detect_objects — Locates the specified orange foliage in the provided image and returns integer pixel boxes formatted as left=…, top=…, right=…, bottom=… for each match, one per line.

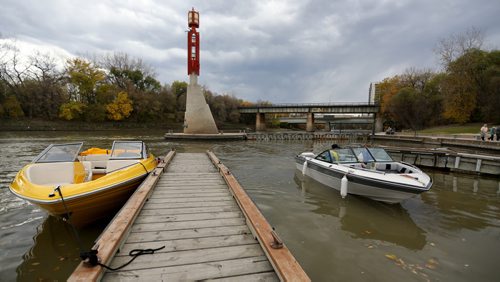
left=378, top=76, right=402, bottom=116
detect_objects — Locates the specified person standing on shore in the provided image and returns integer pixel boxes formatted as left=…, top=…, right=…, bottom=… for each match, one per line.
left=496, top=126, right=500, bottom=141
left=480, top=124, right=488, bottom=141
left=489, top=127, right=496, bottom=141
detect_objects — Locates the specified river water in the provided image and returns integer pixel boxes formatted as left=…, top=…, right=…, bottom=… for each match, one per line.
left=0, top=131, right=499, bottom=281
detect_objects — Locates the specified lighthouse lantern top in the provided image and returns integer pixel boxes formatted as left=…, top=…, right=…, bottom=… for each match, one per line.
left=188, top=8, right=199, bottom=28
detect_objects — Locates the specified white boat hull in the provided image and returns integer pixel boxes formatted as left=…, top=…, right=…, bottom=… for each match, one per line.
left=295, top=157, right=431, bottom=204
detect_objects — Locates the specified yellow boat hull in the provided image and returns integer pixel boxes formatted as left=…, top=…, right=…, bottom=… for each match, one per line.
left=10, top=154, right=157, bottom=227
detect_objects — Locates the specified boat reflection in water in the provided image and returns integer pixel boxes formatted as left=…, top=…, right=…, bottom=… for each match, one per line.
left=294, top=171, right=427, bottom=250
left=15, top=216, right=107, bottom=281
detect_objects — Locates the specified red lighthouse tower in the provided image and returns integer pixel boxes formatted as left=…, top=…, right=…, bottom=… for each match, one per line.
left=187, top=8, right=200, bottom=75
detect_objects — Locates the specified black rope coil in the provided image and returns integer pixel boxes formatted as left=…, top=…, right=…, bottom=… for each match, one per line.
left=82, top=246, right=165, bottom=271
left=52, top=186, right=164, bottom=272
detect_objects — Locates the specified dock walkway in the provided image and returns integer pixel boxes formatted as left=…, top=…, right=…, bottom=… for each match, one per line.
left=70, top=151, right=308, bottom=281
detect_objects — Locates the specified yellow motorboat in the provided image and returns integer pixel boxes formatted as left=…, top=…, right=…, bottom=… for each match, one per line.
left=9, top=141, right=157, bottom=226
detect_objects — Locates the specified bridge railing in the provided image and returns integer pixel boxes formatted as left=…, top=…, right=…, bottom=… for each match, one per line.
left=238, top=102, right=379, bottom=109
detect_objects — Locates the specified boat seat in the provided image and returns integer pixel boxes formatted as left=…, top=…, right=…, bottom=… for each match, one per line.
left=82, top=161, right=93, bottom=182
left=80, top=154, right=110, bottom=174
left=376, top=163, right=394, bottom=171
left=26, top=162, right=75, bottom=186
left=106, top=160, right=140, bottom=173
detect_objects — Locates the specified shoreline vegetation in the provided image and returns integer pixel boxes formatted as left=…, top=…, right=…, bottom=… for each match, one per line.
left=0, top=119, right=490, bottom=137
left=0, top=119, right=248, bottom=132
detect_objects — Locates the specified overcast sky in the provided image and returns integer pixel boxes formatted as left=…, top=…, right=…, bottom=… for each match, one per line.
left=1, top=0, right=499, bottom=103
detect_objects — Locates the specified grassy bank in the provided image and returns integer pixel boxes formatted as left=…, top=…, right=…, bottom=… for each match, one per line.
left=417, top=123, right=486, bottom=135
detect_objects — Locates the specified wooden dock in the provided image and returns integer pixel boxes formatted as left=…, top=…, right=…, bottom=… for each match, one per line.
left=70, top=151, right=309, bottom=281
left=385, top=147, right=500, bottom=176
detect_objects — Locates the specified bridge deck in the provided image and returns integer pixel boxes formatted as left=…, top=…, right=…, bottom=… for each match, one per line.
left=70, top=151, right=309, bottom=281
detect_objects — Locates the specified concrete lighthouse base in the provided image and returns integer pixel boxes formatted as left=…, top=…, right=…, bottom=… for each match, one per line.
left=164, top=75, right=246, bottom=140
left=183, top=75, right=218, bottom=134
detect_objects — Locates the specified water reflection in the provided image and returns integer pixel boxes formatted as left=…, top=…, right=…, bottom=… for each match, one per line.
left=421, top=172, right=500, bottom=232
left=16, top=216, right=106, bottom=281
left=293, top=171, right=427, bottom=250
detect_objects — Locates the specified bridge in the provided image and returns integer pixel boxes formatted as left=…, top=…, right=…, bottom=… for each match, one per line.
left=238, top=103, right=381, bottom=133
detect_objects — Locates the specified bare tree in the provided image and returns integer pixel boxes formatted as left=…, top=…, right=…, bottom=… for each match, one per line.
left=0, top=41, right=32, bottom=88
left=400, top=67, right=434, bottom=93
left=435, top=27, right=484, bottom=67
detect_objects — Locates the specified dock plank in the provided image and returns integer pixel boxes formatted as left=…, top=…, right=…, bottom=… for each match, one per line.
left=147, top=196, right=233, bottom=204
left=116, top=234, right=257, bottom=256
left=103, top=256, right=276, bottom=281
left=143, top=200, right=235, bottom=210
left=152, top=191, right=230, bottom=197
left=131, top=218, right=246, bottom=232
left=138, top=205, right=239, bottom=216
left=208, top=272, right=279, bottom=282
left=126, top=225, right=251, bottom=243
left=108, top=244, right=264, bottom=270
left=133, top=211, right=242, bottom=224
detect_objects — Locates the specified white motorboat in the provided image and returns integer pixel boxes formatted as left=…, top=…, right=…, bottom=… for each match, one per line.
left=295, top=145, right=432, bottom=204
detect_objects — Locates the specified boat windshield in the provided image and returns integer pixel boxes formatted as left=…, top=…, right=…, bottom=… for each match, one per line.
left=352, top=147, right=375, bottom=163
left=33, top=143, right=83, bottom=163
left=316, top=149, right=358, bottom=163
left=367, top=148, right=393, bottom=162
left=110, top=141, right=146, bottom=159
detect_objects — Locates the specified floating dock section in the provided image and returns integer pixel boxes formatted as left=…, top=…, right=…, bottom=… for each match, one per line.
left=70, top=150, right=309, bottom=281
left=385, top=147, right=500, bottom=176
left=247, top=131, right=368, bottom=142
left=372, top=135, right=500, bottom=154
left=164, top=132, right=246, bottom=140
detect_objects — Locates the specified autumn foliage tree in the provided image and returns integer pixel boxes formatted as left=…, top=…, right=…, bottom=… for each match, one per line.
left=376, top=28, right=499, bottom=130
left=106, top=91, right=133, bottom=121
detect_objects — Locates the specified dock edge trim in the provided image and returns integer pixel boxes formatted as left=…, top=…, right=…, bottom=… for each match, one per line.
left=68, top=150, right=176, bottom=282
left=207, top=150, right=310, bottom=282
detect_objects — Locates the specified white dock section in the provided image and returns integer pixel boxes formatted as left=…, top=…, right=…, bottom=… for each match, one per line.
left=102, top=153, right=279, bottom=281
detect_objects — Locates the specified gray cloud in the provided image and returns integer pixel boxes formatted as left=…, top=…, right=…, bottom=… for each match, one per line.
left=1, top=0, right=499, bottom=103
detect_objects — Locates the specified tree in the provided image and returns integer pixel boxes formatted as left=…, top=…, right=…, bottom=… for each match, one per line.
left=379, top=69, right=443, bottom=130
left=441, top=49, right=492, bottom=123
left=3, top=94, right=24, bottom=118
left=171, top=81, right=187, bottom=121
left=387, top=87, right=430, bottom=134
left=26, top=52, right=66, bottom=119
left=376, top=76, right=401, bottom=123
left=66, top=58, right=105, bottom=104
left=106, top=91, right=133, bottom=121
left=435, top=27, right=484, bottom=68
left=481, top=50, right=500, bottom=123
left=59, top=101, right=86, bottom=121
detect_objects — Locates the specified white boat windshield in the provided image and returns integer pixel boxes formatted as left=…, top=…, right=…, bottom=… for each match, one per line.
left=316, top=149, right=358, bottom=163
left=110, top=141, right=146, bottom=159
left=352, top=148, right=375, bottom=163
left=367, top=148, right=393, bottom=162
left=33, top=143, right=83, bottom=163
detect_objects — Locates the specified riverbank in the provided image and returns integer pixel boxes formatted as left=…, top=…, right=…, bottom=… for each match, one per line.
left=0, top=119, right=249, bottom=131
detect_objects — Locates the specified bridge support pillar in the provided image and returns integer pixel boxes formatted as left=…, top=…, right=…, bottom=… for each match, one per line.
left=324, top=122, right=331, bottom=131
left=256, top=113, right=266, bottom=131
left=306, top=113, right=315, bottom=132
left=373, top=114, right=383, bottom=134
